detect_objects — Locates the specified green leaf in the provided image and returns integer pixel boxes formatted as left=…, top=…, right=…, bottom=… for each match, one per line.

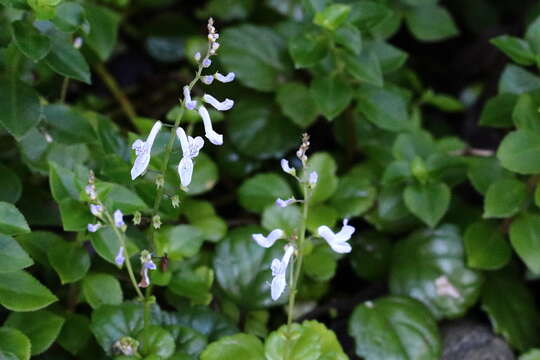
left=0, top=270, right=57, bottom=311
left=213, top=226, right=285, bottom=309
left=0, top=234, right=33, bottom=273
left=403, top=182, right=450, bottom=228
left=5, top=310, right=65, bottom=355
left=526, top=15, right=540, bottom=53
left=0, top=327, right=31, bottom=360
left=97, top=182, right=147, bottom=214
left=11, top=20, right=50, bottom=61
left=52, top=2, right=88, bottom=33
left=349, top=1, right=392, bottom=31
left=350, top=232, right=392, bottom=281
left=497, top=129, right=540, bottom=174
left=220, top=25, right=290, bottom=91
left=44, top=32, right=91, bottom=84
left=57, top=313, right=91, bottom=355
left=238, top=173, right=293, bottom=213
left=16, top=231, right=62, bottom=266
left=138, top=326, right=176, bottom=358
left=155, top=225, right=205, bottom=261
left=187, top=152, right=219, bottom=195
left=288, top=28, right=328, bottom=68
left=491, top=35, right=535, bottom=66
left=498, top=64, right=540, bottom=94
left=357, top=86, right=410, bottom=131
left=313, top=4, right=351, bottom=31
left=521, top=350, right=540, bottom=360
left=48, top=161, right=86, bottom=202
left=513, top=91, right=540, bottom=132
left=0, top=77, right=41, bottom=140
left=405, top=4, right=459, bottom=42
left=306, top=204, right=338, bottom=234
left=479, top=93, right=517, bottom=128
left=343, top=50, right=383, bottom=87
left=304, top=244, right=336, bottom=282
left=169, top=265, right=214, bottom=305
left=348, top=296, right=441, bottom=360
left=310, top=74, right=352, bottom=120
left=262, top=204, right=301, bottom=238
left=43, top=104, right=97, bottom=144
left=464, top=221, right=511, bottom=270
left=0, top=202, right=30, bottom=235
left=335, top=24, right=362, bottom=54
left=482, top=269, right=540, bottom=351
left=467, top=157, right=513, bottom=195
left=90, top=227, right=131, bottom=265
left=483, top=178, right=526, bottom=218
left=58, top=199, right=93, bottom=232
left=509, top=214, right=540, bottom=274
left=48, top=240, right=90, bottom=284
left=365, top=40, right=408, bottom=73
left=201, top=333, right=265, bottom=360
left=307, top=152, right=338, bottom=204
left=276, top=83, right=319, bottom=128
left=83, top=3, right=120, bottom=61
left=330, top=169, right=377, bottom=218
left=82, top=273, right=123, bottom=309
left=0, top=165, right=22, bottom=203
left=390, top=225, right=483, bottom=319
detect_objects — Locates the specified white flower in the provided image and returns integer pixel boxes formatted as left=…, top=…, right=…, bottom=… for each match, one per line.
left=115, top=246, right=125, bottom=266
left=130, top=121, right=162, bottom=180
left=317, top=219, right=355, bottom=254
left=252, top=229, right=285, bottom=248
left=203, top=94, right=234, bottom=111
left=90, top=204, right=103, bottom=216
left=114, top=209, right=125, bottom=228
left=270, top=244, right=295, bottom=301
left=87, top=223, right=101, bottom=233
left=280, top=159, right=296, bottom=176
left=176, top=127, right=204, bottom=188
left=194, top=52, right=201, bottom=61
left=276, top=197, right=295, bottom=208
left=202, top=75, right=214, bottom=85
left=183, top=86, right=197, bottom=110
left=309, top=171, right=318, bottom=186
left=215, top=72, right=235, bottom=83
left=198, top=105, right=223, bottom=145
left=202, top=58, right=211, bottom=68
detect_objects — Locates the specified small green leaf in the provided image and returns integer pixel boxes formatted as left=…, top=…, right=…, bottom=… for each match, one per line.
left=52, top=2, right=88, bottom=33
left=97, top=182, right=147, bottom=214
left=467, top=157, right=513, bottom=195
left=238, top=173, right=293, bottom=213
left=314, top=4, right=351, bottom=31
left=44, top=32, right=91, bottom=84
left=57, top=313, right=91, bottom=355
left=304, top=244, right=337, bottom=282
left=169, top=265, right=214, bottom=305
left=276, top=83, right=319, bottom=128
left=365, top=40, right=408, bottom=73
left=58, top=199, right=93, bottom=232
left=307, top=152, right=338, bottom=204
left=83, top=3, right=120, bottom=61
left=497, top=129, right=540, bottom=174
left=48, top=240, right=90, bottom=284
left=483, top=178, right=526, bottom=218
left=491, top=35, right=535, bottom=66
left=0, top=202, right=30, bottom=235
left=349, top=1, right=392, bottom=31
left=262, top=204, right=302, bottom=237
left=403, top=182, right=450, bottom=228
left=405, top=4, right=459, bottom=42
left=513, top=91, right=540, bottom=132
left=479, top=93, right=517, bottom=128
left=11, top=20, right=50, bottom=61
left=343, top=50, right=383, bottom=87
left=464, top=221, right=511, bottom=270
left=335, top=24, right=362, bottom=54
left=0, top=165, right=22, bottom=204
left=0, top=327, right=31, bottom=360
left=289, top=28, right=328, bottom=68
left=82, top=273, right=123, bottom=309
left=498, top=64, right=540, bottom=94
left=0, top=270, right=57, bottom=311
left=510, top=214, right=540, bottom=274
left=348, top=296, right=441, bottom=360
left=0, top=78, right=41, bottom=140
left=155, top=225, right=205, bottom=261
left=0, top=234, right=33, bottom=273
left=201, top=333, right=265, bottom=360
left=330, top=169, right=377, bottom=218
left=357, top=86, right=410, bottom=131
left=526, top=15, right=540, bottom=53
left=138, top=326, right=176, bottom=358
left=306, top=204, right=338, bottom=234
left=310, top=74, right=353, bottom=120
left=187, top=152, right=219, bottom=195
left=5, top=310, right=65, bottom=355
left=43, top=104, right=97, bottom=144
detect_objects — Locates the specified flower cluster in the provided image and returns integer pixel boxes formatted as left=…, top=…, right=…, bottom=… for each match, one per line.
left=251, top=135, right=356, bottom=301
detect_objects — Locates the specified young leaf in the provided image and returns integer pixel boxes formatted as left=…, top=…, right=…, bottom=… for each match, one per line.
left=483, top=178, right=526, bottom=218
left=310, top=74, right=353, bottom=120
left=403, top=182, right=450, bottom=228
left=464, top=221, right=511, bottom=270
left=313, top=4, right=351, bottom=31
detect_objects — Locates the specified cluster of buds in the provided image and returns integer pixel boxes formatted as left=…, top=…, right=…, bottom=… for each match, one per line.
left=207, top=18, right=220, bottom=55
left=296, top=133, right=310, bottom=166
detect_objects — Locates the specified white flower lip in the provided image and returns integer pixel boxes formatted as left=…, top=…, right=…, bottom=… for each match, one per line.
left=203, top=94, right=234, bottom=111
left=176, top=126, right=204, bottom=188
left=198, top=105, right=223, bottom=145
left=87, top=223, right=101, bottom=233
left=317, top=219, right=355, bottom=254
left=280, top=159, right=295, bottom=175
left=130, top=121, right=162, bottom=180
left=114, top=209, right=125, bottom=228
left=215, top=72, right=235, bottom=83
left=270, top=244, right=295, bottom=301
left=178, top=157, right=194, bottom=188
left=252, top=229, right=285, bottom=248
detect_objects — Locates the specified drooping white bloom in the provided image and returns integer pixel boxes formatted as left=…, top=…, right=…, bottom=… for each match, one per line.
left=115, top=246, right=125, bottom=266
left=309, top=171, right=318, bottom=186
left=90, top=204, right=103, bottom=216
left=194, top=52, right=201, bottom=61
left=130, top=121, right=162, bottom=180
left=203, top=94, right=234, bottom=111
left=270, top=244, right=295, bottom=301
left=87, top=223, right=101, bottom=233
left=318, top=219, right=355, bottom=254
left=202, top=75, right=214, bottom=85
left=202, top=58, right=211, bottom=68
left=114, top=209, right=125, bottom=228
left=176, top=127, right=204, bottom=188
left=198, top=106, right=223, bottom=145
left=276, top=197, right=295, bottom=208
left=252, top=229, right=285, bottom=248
left=214, top=72, right=235, bottom=83
left=280, top=159, right=296, bottom=176
left=183, top=86, right=197, bottom=110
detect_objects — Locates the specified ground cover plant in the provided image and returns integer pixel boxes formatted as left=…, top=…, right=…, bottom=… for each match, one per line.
left=2, top=0, right=540, bottom=359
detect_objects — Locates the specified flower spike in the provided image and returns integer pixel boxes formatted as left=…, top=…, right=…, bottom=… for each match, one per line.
left=252, top=229, right=285, bottom=248
left=131, top=121, right=162, bottom=180
left=203, top=94, right=234, bottom=111
left=317, top=219, right=355, bottom=254
left=199, top=106, right=223, bottom=145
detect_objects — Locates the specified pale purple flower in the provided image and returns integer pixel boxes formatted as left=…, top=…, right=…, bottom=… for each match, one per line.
left=317, top=219, right=355, bottom=254
left=202, top=58, right=211, bottom=68
left=114, top=209, right=125, bottom=228
left=183, top=86, right=197, bottom=110
left=202, top=75, right=214, bottom=85
left=309, top=171, right=318, bottom=186
left=87, top=223, right=101, bottom=233
left=198, top=105, right=223, bottom=145
left=194, top=52, right=201, bottom=61
left=131, top=121, right=162, bottom=180
left=252, top=229, right=285, bottom=248
left=90, top=204, right=103, bottom=216
left=85, top=185, right=97, bottom=200
left=276, top=197, right=295, bottom=208
left=115, top=246, right=125, bottom=266
left=214, top=72, right=235, bottom=83
left=280, top=159, right=296, bottom=176
left=203, top=94, right=234, bottom=111
left=270, top=244, right=295, bottom=301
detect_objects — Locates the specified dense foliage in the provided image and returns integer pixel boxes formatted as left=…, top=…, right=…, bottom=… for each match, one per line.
left=2, top=0, right=540, bottom=359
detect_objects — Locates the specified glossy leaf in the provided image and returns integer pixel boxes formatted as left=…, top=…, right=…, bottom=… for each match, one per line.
left=0, top=270, right=57, bottom=311
left=310, top=75, right=353, bottom=120
left=0, top=78, right=41, bottom=140
left=405, top=5, right=459, bottom=42
left=403, top=182, right=450, bottom=228
left=483, top=178, right=526, bottom=218
left=0, top=327, right=31, bottom=360
left=464, top=221, right=511, bottom=270
left=11, top=20, right=50, bottom=61
left=0, top=202, right=30, bottom=235
left=238, top=173, right=293, bottom=213
left=497, top=129, right=540, bottom=174
left=201, top=333, right=265, bottom=360
left=0, top=234, right=33, bottom=273
left=82, top=273, right=123, bottom=309
left=510, top=214, right=540, bottom=274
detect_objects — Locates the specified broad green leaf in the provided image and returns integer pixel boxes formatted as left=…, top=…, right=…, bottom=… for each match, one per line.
left=0, top=78, right=41, bottom=140
left=0, top=234, right=33, bottom=273
left=310, top=74, right=353, bottom=120
left=262, top=204, right=301, bottom=238
left=348, top=296, right=441, bottom=360
left=343, top=50, right=383, bottom=87
left=479, top=93, right=517, bottom=128
left=187, top=153, right=219, bottom=195
left=306, top=204, right=338, bottom=234
left=44, top=32, right=91, bottom=84
left=0, top=202, right=30, bottom=235
left=48, top=161, right=86, bottom=202
left=238, top=173, right=293, bottom=213
left=58, top=199, right=93, bottom=232
left=213, top=226, right=285, bottom=309
left=405, top=5, right=459, bottom=42
left=464, top=221, right=511, bottom=270
left=335, top=24, right=362, bottom=54
left=467, top=157, right=513, bottom=195
left=365, top=40, right=408, bottom=73
left=392, top=131, right=435, bottom=162
left=403, top=182, right=450, bottom=228
left=304, top=244, right=336, bottom=282
left=52, top=2, right=88, bottom=32
left=513, top=90, right=540, bottom=132
left=15, top=231, right=62, bottom=266
left=0, top=327, right=31, bottom=360
left=357, top=86, right=410, bottom=131
left=350, top=233, right=392, bottom=281
left=276, top=83, right=319, bottom=128
left=90, top=226, right=134, bottom=265
left=509, top=214, right=540, bottom=274
left=48, top=240, right=90, bottom=284
left=167, top=324, right=207, bottom=358
left=313, top=4, right=351, bottom=31
left=307, top=152, right=338, bottom=204
left=43, top=104, right=97, bottom=144
left=0, top=270, right=57, bottom=311
left=349, top=1, right=392, bottom=31
left=498, top=65, right=540, bottom=94
left=482, top=269, right=540, bottom=351
left=5, top=310, right=65, bottom=355
left=169, top=265, right=214, bottom=305
left=497, top=129, right=540, bottom=174
left=220, top=25, right=290, bottom=91
left=330, top=170, right=377, bottom=218
left=83, top=3, right=120, bottom=61
left=201, top=333, right=265, bottom=360
left=96, top=182, right=147, bottom=214
left=390, top=225, right=483, bottom=319
left=11, top=20, right=50, bottom=61
left=138, top=326, right=176, bottom=358
left=491, top=35, right=535, bottom=66
left=57, top=313, right=91, bottom=355
left=289, top=28, right=328, bottom=68
left=483, top=178, right=526, bottom=218
left=0, top=165, right=22, bottom=203
left=82, top=273, right=123, bottom=309
left=155, top=225, right=205, bottom=261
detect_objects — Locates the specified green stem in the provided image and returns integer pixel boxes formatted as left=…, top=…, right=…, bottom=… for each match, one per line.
left=60, top=77, right=69, bottom=103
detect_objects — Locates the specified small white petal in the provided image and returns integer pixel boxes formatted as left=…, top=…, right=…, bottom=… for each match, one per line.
left=87, top=223, right=101, bottom=233
left=178, top=157, right=194, bottom=188
left=276, top=197, right=295, bottom=208
left=203, top=94, right=234, bottom=111
left=183, top=86, right=197, bottom=110
left=309, top=171, right=318, bottom=185
left=271, top=274, right=286, bottom=301
left=194, top=52, right=201, bottom=61
left=214, top=72, right=235, bottom=83
left=251, top=229, right=285, bottom=248
left=176, top=127, right=190, bottom=158
left=198, top=106, right=223, bottom=145
left=130, top=121, right=162, bottom=180
left=269, top=244, right=295, bottom=301
left=115, top=246, right=125, bottom=266
left=90, top=204, right=102, bottom=216
left=318, top=220, right=355, bottom=254
left=114, top=209, right=125, bottom=228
